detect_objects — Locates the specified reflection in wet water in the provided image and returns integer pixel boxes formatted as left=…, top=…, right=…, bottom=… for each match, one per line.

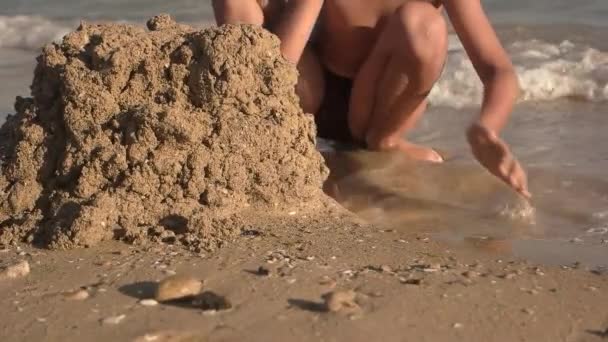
left=322, top=149, right=608, bottom=268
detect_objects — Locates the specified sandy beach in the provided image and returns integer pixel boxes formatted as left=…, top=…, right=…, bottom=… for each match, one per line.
left=0, top=9, right=607, bottom=342
left=1, top=200, right=607, bottom=341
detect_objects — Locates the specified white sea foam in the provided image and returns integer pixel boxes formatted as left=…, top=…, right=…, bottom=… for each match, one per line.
left=0, top=15, right=73, bottom=50
left=430, top=36, right=608, bottom=107
left=1, top=16, right=607, bottom=107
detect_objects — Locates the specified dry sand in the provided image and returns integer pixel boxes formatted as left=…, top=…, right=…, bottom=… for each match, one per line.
left=0, top=16, right=607, bottom=342
left=1, top=211, right=607, bottom=342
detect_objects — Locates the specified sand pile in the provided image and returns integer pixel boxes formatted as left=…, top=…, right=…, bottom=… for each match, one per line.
left=0, top=15, right=328, bottom=250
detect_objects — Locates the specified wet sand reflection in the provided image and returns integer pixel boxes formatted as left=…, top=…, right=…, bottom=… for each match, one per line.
left=321, top=149, right=608, bottom=267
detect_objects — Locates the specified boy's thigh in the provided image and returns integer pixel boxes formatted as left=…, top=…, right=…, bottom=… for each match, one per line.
left=296, top=45, right=325, bottom=114
left=257, top=0, right=288, bottom=28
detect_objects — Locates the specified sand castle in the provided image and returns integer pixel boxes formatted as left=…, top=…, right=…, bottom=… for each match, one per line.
left=0, top=15, right=328, bottom=251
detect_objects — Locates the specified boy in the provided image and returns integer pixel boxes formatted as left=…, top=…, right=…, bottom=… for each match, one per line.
left=212, top=0, right=530, bottom=198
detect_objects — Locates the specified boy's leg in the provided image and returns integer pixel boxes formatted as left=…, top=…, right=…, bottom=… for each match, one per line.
left=260, top=0, right=325, bottom=114
left=348, top=2, right=448, bottom=162
left=296, top=47, right=325, bottom=114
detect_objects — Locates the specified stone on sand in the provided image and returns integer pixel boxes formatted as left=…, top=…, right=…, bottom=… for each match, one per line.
left=63, top=289, right=90, bottom=300
left=133, top=331, right=204, bottom=342
left=0, top=260, right=30, bottom=280
left=323, top=290, right=360, bottom=313
left=101, top=314, right=126, bottom=325
left=155, top=275, right=202, bottom=302
left=139, top=299, right=159, bottom=306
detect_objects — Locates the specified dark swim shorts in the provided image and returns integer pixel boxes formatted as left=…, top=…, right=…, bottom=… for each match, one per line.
left=313, top=68, right=360, bottom=145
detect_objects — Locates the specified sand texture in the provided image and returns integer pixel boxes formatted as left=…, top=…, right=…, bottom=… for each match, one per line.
left=0, top=15, right=327, bottom=251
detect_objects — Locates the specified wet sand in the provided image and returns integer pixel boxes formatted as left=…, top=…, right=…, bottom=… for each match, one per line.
left=1, top=87, right=607, bottom=342
left=322, top=148, right=608, bottom=269
left=1, top=199, right=607, bottom=341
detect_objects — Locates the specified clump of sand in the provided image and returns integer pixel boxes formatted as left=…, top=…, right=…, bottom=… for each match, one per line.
left=0, top=15, right=328, bottom=251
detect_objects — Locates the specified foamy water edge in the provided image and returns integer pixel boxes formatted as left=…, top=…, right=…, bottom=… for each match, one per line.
left=1, top=15, right=607, bottom=108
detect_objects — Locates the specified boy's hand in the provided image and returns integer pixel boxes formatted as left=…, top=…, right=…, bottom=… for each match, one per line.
left=467, top=123, right=531, bottom=199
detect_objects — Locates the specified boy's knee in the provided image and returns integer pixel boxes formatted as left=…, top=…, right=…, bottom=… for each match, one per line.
left=389, top=3, right=447, bottom=92
left=394, top=3, right=447, bottom=67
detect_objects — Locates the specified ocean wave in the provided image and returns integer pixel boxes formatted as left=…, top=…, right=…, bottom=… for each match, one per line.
left=0, top=15, right=73, bottom=50
left=430, top=36, right=608, bottom=107
left=1, top=16, right=606, bottom=107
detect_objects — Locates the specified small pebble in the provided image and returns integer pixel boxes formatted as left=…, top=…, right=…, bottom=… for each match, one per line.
left=0, top=260, right=30, bottom=280
left=95, top=261, right=112, bottom=267
left=341, top=270, right=355, bottom=277
left=522, top=308, right=535, bottom=315
left=155, top=274, right=203, bottom=302
left=368, top=291, right=383, bottom=298
left=133, top=331, right=200, bottom=342
left=453, top=323, right=463, bottom=329
left=429, top=263, right=442, bottom=270
left=399, top=278, right=423, bottom=285
left=63, top=289, right=89, bottom=301
left=139, top=299, right=159, bottom=306
left=380, top=265, right=392, bottom=273
left=323, top=290, right=359, bottom=312
left=319, top=276, right=337, bottom=288
left=101, top=314, right=126, bottom=325
left=462, top=271, right=479, bottom=278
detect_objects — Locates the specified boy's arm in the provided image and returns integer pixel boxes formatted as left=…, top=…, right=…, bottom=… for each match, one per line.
left=444, top=0, right=530, bottom=198
left=271, top=0, right=323, bottom=64
left=212, top=0, right=265, bottom=26
left=444, top=0, right=518, bottom=132
left=212, top=0, right=324, bottom=64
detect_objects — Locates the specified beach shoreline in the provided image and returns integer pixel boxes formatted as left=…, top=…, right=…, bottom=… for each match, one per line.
left=1, top=200, right=607, bottom=341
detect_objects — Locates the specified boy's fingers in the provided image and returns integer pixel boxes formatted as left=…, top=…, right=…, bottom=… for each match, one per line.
left=515, top=175, right=531, bottom=199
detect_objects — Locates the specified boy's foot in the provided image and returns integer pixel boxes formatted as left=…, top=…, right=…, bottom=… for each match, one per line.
left=395, top=140, right=444, bottom=163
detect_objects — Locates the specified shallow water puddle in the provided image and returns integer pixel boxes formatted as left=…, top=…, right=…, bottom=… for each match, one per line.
left=322, top=150, right=608, bottom=268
